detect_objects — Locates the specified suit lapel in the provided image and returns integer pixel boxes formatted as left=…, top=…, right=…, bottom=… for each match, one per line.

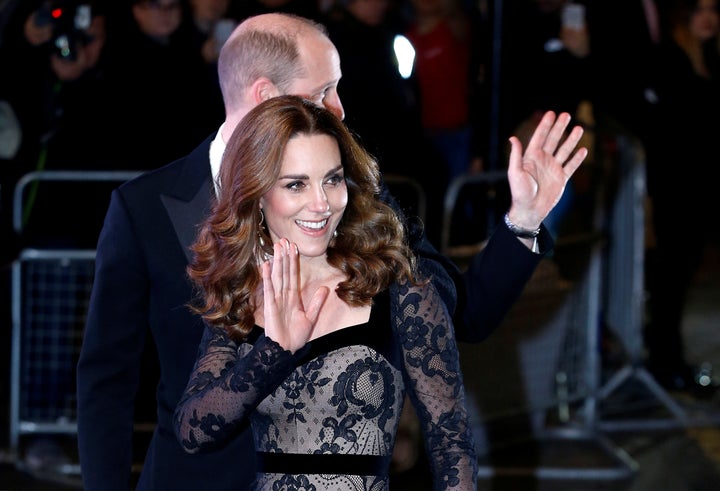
left=161, top=136, right=216, bottom=264
left=161, top=178, right=213, bottom=264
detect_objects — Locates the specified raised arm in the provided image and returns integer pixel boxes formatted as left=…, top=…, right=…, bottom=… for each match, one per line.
left=394, top=111, right=587, bottom=343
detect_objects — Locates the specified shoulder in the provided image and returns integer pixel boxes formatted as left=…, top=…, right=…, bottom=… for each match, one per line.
left=390, top=279, right=447, bottom=319
left=118, top=158, right=189, bottom=196
left=116, top=136, right=213, bottom=201
left=389, top=280, right=457, bottom=354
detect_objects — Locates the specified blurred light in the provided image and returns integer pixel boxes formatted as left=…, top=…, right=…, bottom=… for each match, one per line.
left=393, top=35, right=415, bottom=79
left=51, top=8, right=63, bottom=19
left=55, top=35, right=71, bottom=58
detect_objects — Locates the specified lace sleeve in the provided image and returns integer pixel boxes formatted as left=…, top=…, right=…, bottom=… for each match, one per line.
left=391, top=280, right=478, bottom=490
left=173, top=324, right=297, bottom=454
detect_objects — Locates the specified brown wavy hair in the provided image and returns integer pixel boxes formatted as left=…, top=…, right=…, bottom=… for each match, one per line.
left=188, top=95, right=417, bottom=342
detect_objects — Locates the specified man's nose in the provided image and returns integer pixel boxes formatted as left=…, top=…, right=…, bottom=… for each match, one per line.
left=324, top=93, right=345, bottom=121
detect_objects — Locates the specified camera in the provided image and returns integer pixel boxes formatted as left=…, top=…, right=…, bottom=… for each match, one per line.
left=34, top=1, right=93, bottom=61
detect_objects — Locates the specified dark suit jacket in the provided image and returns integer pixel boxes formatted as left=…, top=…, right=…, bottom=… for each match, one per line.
left=77, top=134, right=549, bottom=490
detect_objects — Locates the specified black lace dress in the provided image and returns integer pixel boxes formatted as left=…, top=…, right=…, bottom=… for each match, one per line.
left=174, top=281, right=477, bottom=490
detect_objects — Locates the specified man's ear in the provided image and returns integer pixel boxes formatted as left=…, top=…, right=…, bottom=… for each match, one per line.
left=252, top=77, right=281, bottom=104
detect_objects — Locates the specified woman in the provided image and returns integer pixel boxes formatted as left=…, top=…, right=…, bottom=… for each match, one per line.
left=644, top=0, right=720, bottom=392
left=173, top=95, right=478, bottom=490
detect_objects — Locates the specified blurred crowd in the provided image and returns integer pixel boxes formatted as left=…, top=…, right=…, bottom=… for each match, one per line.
left=1, top=0, right=719, bottom=404
left=0, top=0, right=471, bottom=253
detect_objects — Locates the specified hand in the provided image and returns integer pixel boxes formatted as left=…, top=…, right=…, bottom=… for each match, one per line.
left=261, top=239, right=329, bottom=353
left=51, top=53, right=90, bottom=81
left=506, top=110, right=587, bottom=231
left=24, top=12, right=53, bottom=46
left=49, top=17, right=106, bottom=82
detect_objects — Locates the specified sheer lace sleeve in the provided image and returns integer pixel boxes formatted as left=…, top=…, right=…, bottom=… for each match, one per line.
left=173, top=324, right=297, bottom=454
left=391, top=280, right=478, bottom=490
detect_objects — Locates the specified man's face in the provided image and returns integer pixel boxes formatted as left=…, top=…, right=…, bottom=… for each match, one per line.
left=285, top=34, right=345, bottom=121
left=133, top=0, right=182, bottom=39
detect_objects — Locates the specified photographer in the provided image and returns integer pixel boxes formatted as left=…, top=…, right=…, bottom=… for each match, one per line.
left=24, top=1, right=105, bottom=81
left=0, top=0, right=112, bottom=473
left=0, top=0, right=110, bottom=251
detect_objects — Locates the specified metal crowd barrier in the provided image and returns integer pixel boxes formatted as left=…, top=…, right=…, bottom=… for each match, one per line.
left=8, top=170, right=141, bottom=480
left=593, top=134, right=720, bottom=431
left=10, top=248, right=94, bottom=475
left=442, top=166, right=637, bottom=481
left=440, top=170, right=509, bottom=270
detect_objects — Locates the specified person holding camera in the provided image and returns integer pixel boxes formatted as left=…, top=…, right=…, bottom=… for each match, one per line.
left=0, top=0, right=111, bottom=251
left=0, top=0, right=111, bottom=472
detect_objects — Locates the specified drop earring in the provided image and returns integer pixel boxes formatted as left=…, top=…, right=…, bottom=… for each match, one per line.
left=258, top=209, right=265, bottom=247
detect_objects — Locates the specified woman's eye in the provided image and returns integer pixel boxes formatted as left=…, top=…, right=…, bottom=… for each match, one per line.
left=286, top=181, right=304, bottom=190
left=326, top=174, right=344, bottom=186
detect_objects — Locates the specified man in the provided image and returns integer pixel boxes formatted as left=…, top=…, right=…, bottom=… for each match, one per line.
left=77, top=13, right=585, bottom=491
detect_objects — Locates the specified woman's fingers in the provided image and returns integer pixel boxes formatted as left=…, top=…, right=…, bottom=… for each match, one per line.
left=269, top=239, right=302, bottom=312
left=271, top=241, right=283, bottom=297
left=262, top=260, right=274, bottom=310
left=285, top=240, right=296, bottom=300
left=263, top=238, right=327, bottom=350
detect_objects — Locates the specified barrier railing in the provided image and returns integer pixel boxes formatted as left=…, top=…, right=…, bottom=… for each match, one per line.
left=593, top=134, right=720, bottom=431
left=440, top=165, right=637, bottom=481
left=8, top=170, right=142, bottom=481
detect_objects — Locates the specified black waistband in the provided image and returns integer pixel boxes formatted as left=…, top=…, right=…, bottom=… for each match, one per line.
left=256, top=452, right=392, bottom=476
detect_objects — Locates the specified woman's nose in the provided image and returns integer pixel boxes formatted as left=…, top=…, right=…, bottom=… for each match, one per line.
left=308, top=186, right=330, bottom=212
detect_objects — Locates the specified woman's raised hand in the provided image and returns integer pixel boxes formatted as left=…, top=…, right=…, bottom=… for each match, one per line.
left=261, top=239, right=329, bottom=353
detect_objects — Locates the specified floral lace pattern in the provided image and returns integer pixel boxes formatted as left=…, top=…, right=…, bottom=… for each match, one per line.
left=174, top=282, right=477, bottom=490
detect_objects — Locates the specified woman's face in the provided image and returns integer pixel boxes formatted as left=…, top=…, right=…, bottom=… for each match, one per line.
left=260, top=133, right=348, bottom=259
left=690, top=0, right=719, bottom=42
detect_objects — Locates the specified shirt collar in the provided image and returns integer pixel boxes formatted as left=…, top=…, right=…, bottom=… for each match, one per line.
left=209, top=123, right=226, bottom=196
